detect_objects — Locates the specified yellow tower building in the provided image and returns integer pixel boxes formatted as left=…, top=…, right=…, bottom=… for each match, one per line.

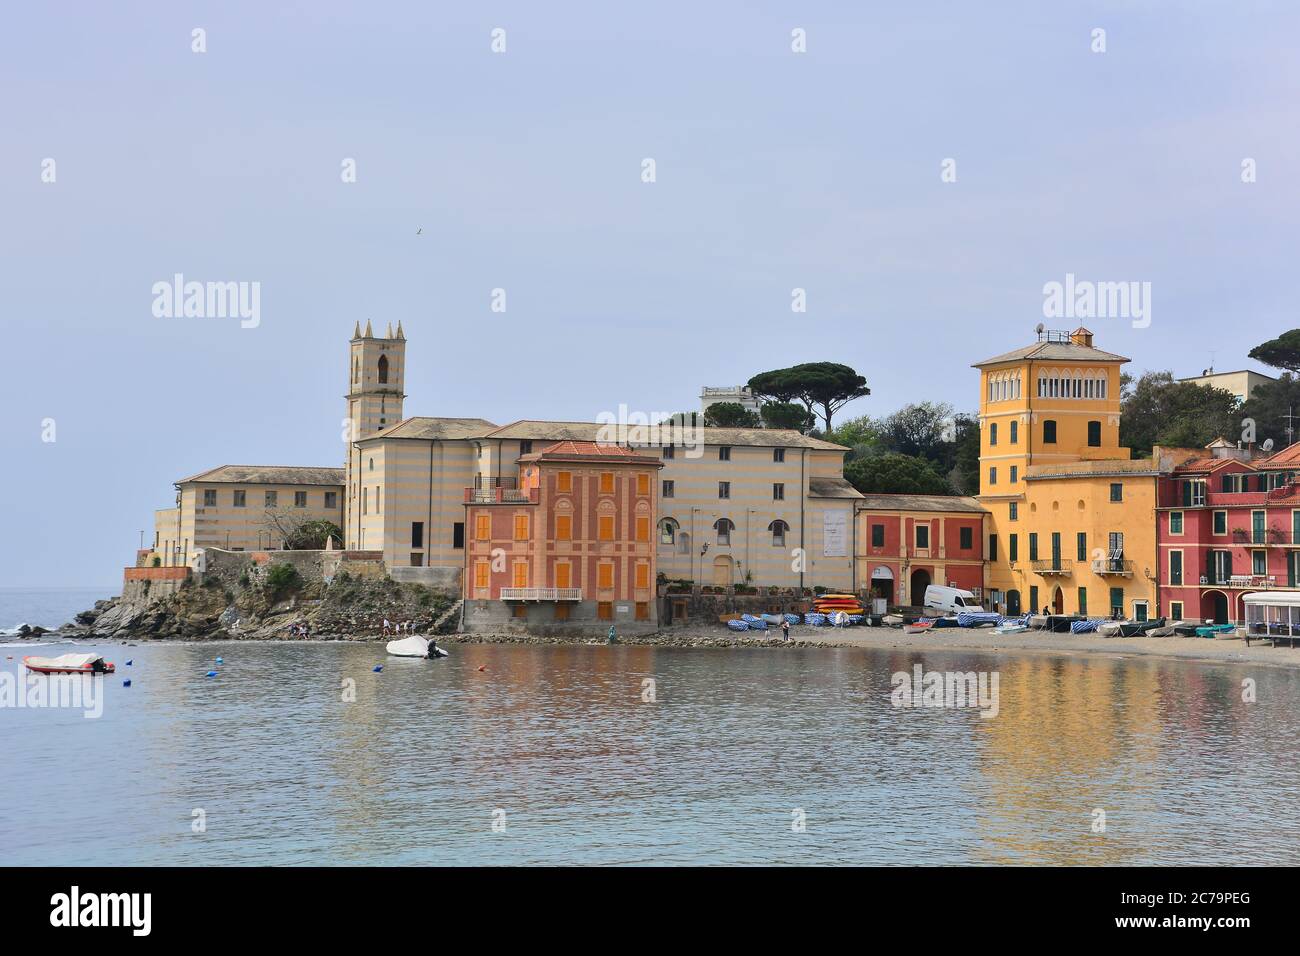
left=344, top=320, right=407, bottom=547
left=975, top=327, right=1160, bottom=620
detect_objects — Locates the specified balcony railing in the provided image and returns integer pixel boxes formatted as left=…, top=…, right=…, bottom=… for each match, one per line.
left=1200, top=575, right=1281, bottom=589
left=1032, top=559, right=1071, bottom=575
left=474, top=475, right=517, bottom=490
left=464, top=487, right=537, bottom=504
left=1091, top=558, right=1133, bottom=576
left=500, top=587, right=582, bottom=601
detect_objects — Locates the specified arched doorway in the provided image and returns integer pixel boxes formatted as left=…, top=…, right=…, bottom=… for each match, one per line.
left=909, top=568, right=931, bottom=607
left=1052, top=586, right=1064, bottom=615
left=1007, top=589, right=1021, bottom=615
left=712, top=554, right=733, bottom=588
left=1204, top=591, right=1229, bottom=625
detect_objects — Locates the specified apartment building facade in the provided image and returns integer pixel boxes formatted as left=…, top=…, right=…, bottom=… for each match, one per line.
left=854, top=495, right=987, bottom=604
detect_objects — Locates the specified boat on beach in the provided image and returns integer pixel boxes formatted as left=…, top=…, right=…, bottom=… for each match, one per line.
left=24, top=653, right=115, bottom=674
left=385, top=636, right=448, bottom=658
left=903, top=620, right=933, bottom=634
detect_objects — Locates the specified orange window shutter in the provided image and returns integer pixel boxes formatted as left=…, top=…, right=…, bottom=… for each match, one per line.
left=637, top=474, right=649, bottom=495
left=475, top=562, right=489, bottom=588
left=556, top=563, right=570, bottom=589
left=600, top=472, right=614, bottom=493
left=514, top=515, right=528, bottom=540
left=476, top=514, right=490, bottom=540
left=557, top=515, right=571, bottom=540
left=599, top=516, right=614, bottom=540
left=598, top=563, right=613, bottom=588
left=513, top=564, right=527, bottom=587
left=636, top=564, right=649, bottom=588
left=636, top=517, right=649, bottom=541
left=558, top=471, right=571, bottom=493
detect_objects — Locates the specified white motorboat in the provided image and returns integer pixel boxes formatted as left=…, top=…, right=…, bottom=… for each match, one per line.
left=385, top=635, right=448, bottom=658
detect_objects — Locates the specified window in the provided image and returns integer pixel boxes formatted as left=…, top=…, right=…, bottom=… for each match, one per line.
left=1213, top=511, right=1227, bottom=535
left=1253, top=550, right=1266, bottom=576
left=599, top=472, right=614, bottom=494
left=1169, top=511, right=1183, bottom=535
left=519, top=440, right=533, bottom=455
left=556, top=515, right=572, bottom=540
left=1088, top=421, right=1102, bottom=447
left=1043, top=420, right=1057, bottom=444
left=773, top=448, right=785, bottom=463
left=773, top=483, right=785, bottom=500
left=1029, top=586, right=1039, bottom=613
left=325, top=491, right=337, bottom=509
left=597, top=601, right=613, bottom=620
left=635, top=516, right=650, bottom=542
left=453, top=522, right=464, bottom=549
left=989, top=535, right=998, bottom=561
left=369, top=458, right=374, bottom=471
left=1170, top=601, right=1184, bottom=620
left=1109, top=587, right=1125, bottom=617
left=635, top=602, right=650, bottom=620
left=1029, top=533, right=1039, bottom=561
left=294, top=491, right=307, bottom=508
left=871, top=523, right=885, bottom=547
left=1009, top=502, right=1018, bottom=521
left=1109, top=483, right=1123, bottom=502
left=990, top=423, right=998, bottom=446
left=635, top=564, right=650, bottom=589
left=989, top=467, right=997, bottom=485
left=637, top=474, right=650, bottom=496
left=1010, top=421, right=1018, bottom=444
left=1133, top=601, right=1149, bottom=623
left=512, top=564, right=528, bottom=588
left=916, top=525, right=930, bottom=549
left=203, top=489, right=217, bottom=506
left=362, top=488, right=367, bottom=515
left=377, top=355, right=389, bottom=383
left=662, top=480, right=675, bottom=498
left=233, top=490, right=246, bottom=507
left=718, top=446, right=731, bottom=461
left=714, top=518, right=734, bottom=545
left=769, top=520, right=788, bottom=547
left=1009, top=534, right=1019, bottom=562
left=960, top=527, right=973, bottom=550
left=514, top=515, right=529, bottom=540
left=557, top=471, right=572, bottom=493
left=1077, top=532, right=1087, bottom=562
left=598, top=563, right=614, bottom=589
left=597, top=515, right=615, bottom=540
left=718, top=481, right=731, bottom=499
left=1077, top=587, right=1087, bottom=615
left=1010, top=466, right=1018, bottom=484
left=658, top=518, right=678, bottom=545
left=1170, top=550, right=1183, bottom=585
left=475, top=514, right=491, bottom=540
left=556, top=563, right=571, bottom=589
left=663, top=446, right=675, bottom=460
left=265, top=490, right=277, bottom=507
left=474, top=562, right=490, bottom=589
left=411, top=522, right=424, bottom=548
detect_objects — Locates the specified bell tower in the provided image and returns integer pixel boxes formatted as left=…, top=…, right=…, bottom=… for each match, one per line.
left=344, top=320, right=406, bottom=545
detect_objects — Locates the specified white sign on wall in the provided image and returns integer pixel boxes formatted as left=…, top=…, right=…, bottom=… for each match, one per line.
left=823, top=511, right=847, bottom=557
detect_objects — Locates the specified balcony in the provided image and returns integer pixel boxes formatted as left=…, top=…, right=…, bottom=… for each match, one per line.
left=464, top=487, right=538, bottom=504
left=1199, top=575, right=1283, bottom=590
left=500, top=587, right=582, bottom=601
left=474, top=475, right=517, bottom=490
left=1032, top=559, right=1071, bottom=576
left=1091, top=558, right=1134, bottom=576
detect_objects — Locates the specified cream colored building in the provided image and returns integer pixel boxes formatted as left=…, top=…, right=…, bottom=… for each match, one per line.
left=1178, top=369, right=1275, bottom=405
left=343, top=328, right=860, bottom=590
left=152, top=465, right=344, bottom=566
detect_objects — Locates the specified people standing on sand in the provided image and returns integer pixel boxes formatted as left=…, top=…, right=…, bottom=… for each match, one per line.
left=382, top=618, right=391, bottom=636
left=781, top=619, right=790, bottom=642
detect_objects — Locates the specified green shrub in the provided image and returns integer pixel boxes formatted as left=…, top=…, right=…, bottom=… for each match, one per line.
left=264, top=563, right=302, bottom=600
left=151, top=556, right=161, bottom=568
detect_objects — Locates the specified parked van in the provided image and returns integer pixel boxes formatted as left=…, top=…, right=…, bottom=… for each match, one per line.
left=924, top=585, right=985, bottom=615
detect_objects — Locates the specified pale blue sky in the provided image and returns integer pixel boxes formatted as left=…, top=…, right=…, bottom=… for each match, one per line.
left=3, top=1, right=1297, bottom=586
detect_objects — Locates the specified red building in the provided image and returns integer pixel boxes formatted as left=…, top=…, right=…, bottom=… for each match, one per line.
left=854, top=495, right=988, bottom=608
left=1156, top=444, right=1298, bottom=624
left=463, top=441, right=662, bottom=632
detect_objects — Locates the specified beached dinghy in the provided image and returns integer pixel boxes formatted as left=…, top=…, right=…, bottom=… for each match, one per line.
left=385, top=636, right=449, bottom=659
left=903, top=620, right=934, bottom=634
left=24, top=653, right=115, bottom=674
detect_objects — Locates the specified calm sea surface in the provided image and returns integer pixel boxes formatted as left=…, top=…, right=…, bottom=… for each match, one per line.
left=2, top=590, right=1299, bottom=865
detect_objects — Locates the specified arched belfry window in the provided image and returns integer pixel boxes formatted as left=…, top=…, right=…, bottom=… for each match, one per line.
left=378, top=355, right=389, bottom=384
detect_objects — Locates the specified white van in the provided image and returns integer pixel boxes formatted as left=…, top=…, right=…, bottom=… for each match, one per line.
left=924, top=585, right=985, bottom=615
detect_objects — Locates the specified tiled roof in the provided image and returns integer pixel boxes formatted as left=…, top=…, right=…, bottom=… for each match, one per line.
left=1259, top=442, right=1300, bottom=467
left=1025, top=459, right=1158, bottom=480
left=1171, top=456, right=1253, bottom=474
left=808, top=477, right=865, bottom=499
left=485, top=419, right=848, bottom=451
left=358, top=417, right=498, bottom=442
left=973, top=341, right=1129, bottom=368
left=518, top=441, right=663, bottom=465
left=855, top=493, right=985, bottom=513
left=176, top=465, right=345, bottom=486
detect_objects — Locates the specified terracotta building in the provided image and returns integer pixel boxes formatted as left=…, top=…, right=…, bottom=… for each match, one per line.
left=463, top=441, right=663, bottom=633
left=854, top=494, right=987, bottom=605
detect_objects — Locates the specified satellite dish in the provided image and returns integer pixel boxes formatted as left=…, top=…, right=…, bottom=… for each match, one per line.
left=1035, top=322, right=1045, bottom=334
left=1263, top=438, right=1275, bottom=451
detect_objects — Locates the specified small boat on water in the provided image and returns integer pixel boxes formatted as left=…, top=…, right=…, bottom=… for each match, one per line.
left=385, top=636, right=448, bottom=659
left=24, top=653, right=115, bottom=675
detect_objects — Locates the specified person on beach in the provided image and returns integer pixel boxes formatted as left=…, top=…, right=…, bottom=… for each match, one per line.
left=607, top=625, right=617, bottom=644
left=382, top=618, right=391, bottom=636
left=781, top=619, right=790, bottom=642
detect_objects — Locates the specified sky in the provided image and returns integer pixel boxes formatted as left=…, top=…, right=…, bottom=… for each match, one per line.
left=3, top=1, right=1298, bottom=587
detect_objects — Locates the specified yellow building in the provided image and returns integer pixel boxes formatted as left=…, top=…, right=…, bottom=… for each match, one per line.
left=976, top=327, right=1160, bottom=619
left=152, top=465, right=345, bottom=566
